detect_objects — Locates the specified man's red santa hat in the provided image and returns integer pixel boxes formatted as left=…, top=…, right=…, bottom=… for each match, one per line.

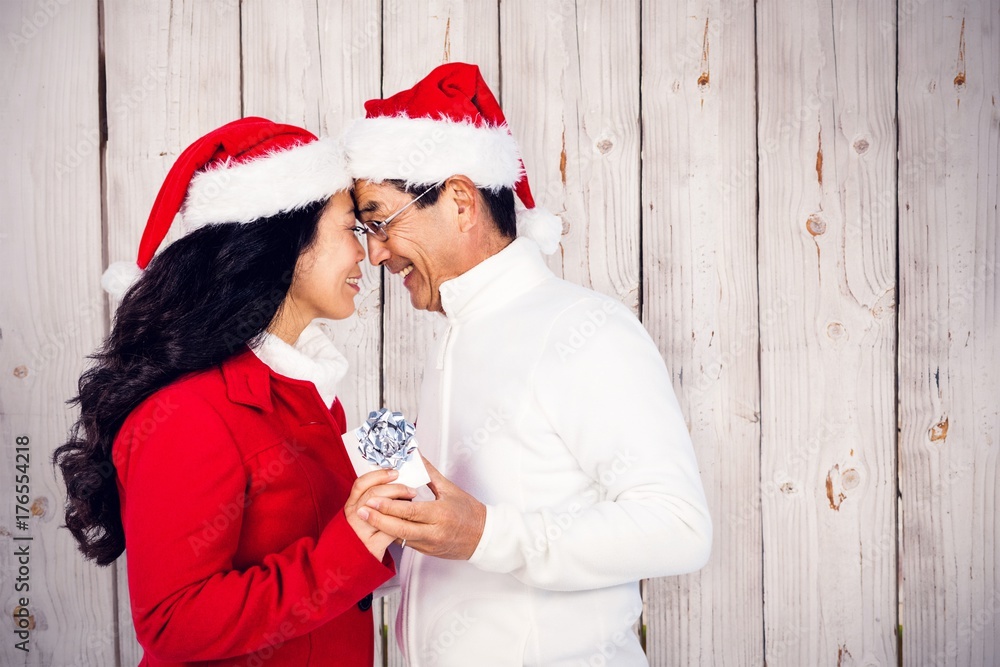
left=102, top=117, right=350, bottom=299
left=343, top=62, right=563, bottom=254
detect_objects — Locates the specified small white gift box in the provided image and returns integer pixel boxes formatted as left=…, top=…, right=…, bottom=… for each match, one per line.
left=341, top=425, right=431, bottom=488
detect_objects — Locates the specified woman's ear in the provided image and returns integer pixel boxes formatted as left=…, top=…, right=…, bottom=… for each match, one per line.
left=445, top=175, right=479, bottom=233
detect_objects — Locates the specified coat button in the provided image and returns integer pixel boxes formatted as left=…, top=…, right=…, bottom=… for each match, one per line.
left=357, top=593, right=373, bottom=612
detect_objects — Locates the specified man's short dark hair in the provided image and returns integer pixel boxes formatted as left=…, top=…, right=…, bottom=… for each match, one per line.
left=385, top=179, right=517, bottom=239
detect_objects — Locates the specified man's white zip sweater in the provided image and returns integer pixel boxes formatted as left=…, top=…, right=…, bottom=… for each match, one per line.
left=396, top=238, right=712, bottom=666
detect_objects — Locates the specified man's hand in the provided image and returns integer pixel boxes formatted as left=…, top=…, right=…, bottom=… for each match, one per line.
left=356, top=456, right=486, bottom=560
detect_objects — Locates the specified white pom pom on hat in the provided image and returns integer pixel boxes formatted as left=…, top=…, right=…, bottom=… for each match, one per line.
left=515, top=205, right=563, bottom=255
left=100, top=260, right=145, bottom=301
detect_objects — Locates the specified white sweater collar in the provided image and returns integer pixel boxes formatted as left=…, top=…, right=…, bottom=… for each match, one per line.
left=250, top=320, right=349, bottom=408
left=439, top=237, right=552, bottom=322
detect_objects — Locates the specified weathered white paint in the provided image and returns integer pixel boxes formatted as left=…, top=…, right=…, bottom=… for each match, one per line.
left=501, top=0, right=641, bottom=310
left=757, top=0, right=898, bottom=664
left=0, top=1, right=117, bottom=665
left=640, top=1, right=763, bottom=665
left=898, top=1, right=1000, bottom=665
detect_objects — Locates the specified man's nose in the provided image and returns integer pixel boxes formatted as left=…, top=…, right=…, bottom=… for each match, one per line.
left=366, top=235, right=390, bottom=266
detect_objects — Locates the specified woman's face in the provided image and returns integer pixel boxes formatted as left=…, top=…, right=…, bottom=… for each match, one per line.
left=285, top=191, right=366, bottom=323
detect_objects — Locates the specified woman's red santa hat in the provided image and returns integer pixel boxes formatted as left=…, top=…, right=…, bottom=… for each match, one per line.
left=343, top=62, right=563, bottom=254
left=102, top=117, right=350, bottom=299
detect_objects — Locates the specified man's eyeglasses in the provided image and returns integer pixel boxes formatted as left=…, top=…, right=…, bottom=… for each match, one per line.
left=355, top=184, right=436, bottom=241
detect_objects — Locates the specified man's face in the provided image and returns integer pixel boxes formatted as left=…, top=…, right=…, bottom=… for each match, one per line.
left=353, top=179, right=461, bottom=313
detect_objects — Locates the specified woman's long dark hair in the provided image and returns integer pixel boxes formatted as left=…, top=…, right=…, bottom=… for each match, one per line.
left=53, top=201, right=325, bottom=565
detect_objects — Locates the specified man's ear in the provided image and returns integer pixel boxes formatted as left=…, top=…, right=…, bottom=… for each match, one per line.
left=444, top=175, right=479, bottom=233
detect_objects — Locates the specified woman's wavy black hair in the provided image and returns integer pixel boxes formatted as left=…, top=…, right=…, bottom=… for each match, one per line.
left=53, top=200, right=326, bottom=565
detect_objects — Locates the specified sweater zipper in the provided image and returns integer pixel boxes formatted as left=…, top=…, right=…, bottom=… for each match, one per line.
left=436, top=324, right=455, bottom=467
left=406, top=322, right=455, bottom=666
left=435, top=323, right=452, bottom=371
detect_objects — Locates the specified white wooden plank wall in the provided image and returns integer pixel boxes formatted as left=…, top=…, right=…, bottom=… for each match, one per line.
left=898, top=1, right=1000, bottom=666
left=0, top=1, right=117, bottom=666
left=1, top=1, right=997, bottom=665
left=756, top=0, right=899, bottom=664
left=640, top=1, right=762, bottom=665
left=500, top=0, right=641, bottom=309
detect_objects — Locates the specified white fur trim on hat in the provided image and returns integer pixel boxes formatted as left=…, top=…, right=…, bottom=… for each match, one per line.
left=516, top=205, right=563, bottom=255
left=344, top=115, right=523, bottom=189
left=181, top=138, right=351, bottom=233
left=101, top=260, right=144, bottom=299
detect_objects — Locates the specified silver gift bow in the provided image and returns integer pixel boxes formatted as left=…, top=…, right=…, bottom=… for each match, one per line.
left=356, top=408, right=416, bottom=471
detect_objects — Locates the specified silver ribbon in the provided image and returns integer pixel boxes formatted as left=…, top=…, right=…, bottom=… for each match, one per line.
left=356, top=408, right=416, bottom=471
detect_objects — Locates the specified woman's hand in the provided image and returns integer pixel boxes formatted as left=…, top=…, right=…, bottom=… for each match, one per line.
left=343, top=468, right=416, bottom=560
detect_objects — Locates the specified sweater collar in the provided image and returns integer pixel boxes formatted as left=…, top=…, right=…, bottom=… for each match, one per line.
left=439, top=238, right=552, bottom=322
left=249, top=320, right=349, bottom=408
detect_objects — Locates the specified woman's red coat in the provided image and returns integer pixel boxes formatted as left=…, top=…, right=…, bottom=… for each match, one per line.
left=113, top=347, right=394, bottom=666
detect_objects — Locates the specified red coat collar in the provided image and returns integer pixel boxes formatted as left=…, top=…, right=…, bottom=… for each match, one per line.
left=221, top=347, right=276, bottom=413
left=219, top=347, right=348, bottom=434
